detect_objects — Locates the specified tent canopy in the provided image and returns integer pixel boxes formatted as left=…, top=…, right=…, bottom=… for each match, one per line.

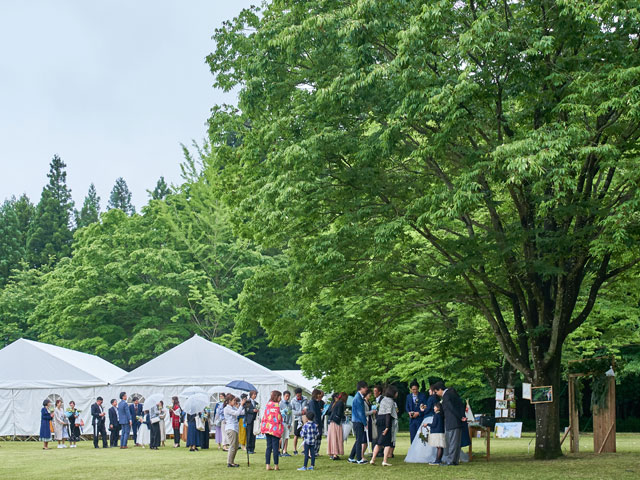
left=114, top=334, right=286, bottom=386
left=0, top=338, right=126, bottom=389
left=274, top=370, right=320, bottom=395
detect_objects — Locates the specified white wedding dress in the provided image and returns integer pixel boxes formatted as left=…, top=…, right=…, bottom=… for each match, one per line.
left=137, top=423, right=150, bottom=446
left=404, top=416, right=469, bottom=463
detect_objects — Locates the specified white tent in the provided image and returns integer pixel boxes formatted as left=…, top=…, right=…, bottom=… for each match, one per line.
left=274, top=370, right=320, bottom=396
left=111, top=335, right=298, bottom=413
left=0, top=338, right=126, bottom=436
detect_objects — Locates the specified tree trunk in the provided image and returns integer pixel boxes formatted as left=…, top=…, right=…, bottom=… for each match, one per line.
left=534, top=355, right=563, bottom=459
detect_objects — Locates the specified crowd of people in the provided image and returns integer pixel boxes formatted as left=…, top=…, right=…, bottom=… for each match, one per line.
left=38, top=379, right=469, bottom=469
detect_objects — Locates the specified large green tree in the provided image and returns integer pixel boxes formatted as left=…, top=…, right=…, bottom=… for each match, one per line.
left=206, top=0, right=640, bottom=458
left=27, top=155, right=74, bottom=267
left=31, top=207, right=202, bottom=366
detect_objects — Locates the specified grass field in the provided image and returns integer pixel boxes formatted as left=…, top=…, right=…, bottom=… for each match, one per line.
left=1, top=433, right=639, bottom=480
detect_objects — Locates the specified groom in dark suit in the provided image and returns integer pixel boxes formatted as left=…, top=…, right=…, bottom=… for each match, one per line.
left=432, top=381, right=466, bottom=466
left=405, top=381, right=428, bottom=443
left=129, top=396, right=143, bottom=446
left=108, top=399, right=120, bottom=447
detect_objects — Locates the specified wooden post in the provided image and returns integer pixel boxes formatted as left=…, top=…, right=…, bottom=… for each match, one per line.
left=593, top=376, right=616, bottom=454
left=568, top=376, right=580, bottom=453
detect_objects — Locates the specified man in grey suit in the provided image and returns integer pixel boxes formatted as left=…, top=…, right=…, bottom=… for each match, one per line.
left=432, top=381, right=466, bottom=466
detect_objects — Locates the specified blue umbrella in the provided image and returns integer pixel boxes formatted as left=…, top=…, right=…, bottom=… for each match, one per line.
left=225, top=380, right=257, bottom=392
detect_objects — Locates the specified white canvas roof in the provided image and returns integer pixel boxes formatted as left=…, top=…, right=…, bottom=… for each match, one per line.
left=114, top=334, right=287, bottom=386
left=275, top=370, right=321, bottom=394
left=0, top=338, right=126, bottom=389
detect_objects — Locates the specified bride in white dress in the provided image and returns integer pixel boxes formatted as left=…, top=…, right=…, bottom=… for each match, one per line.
left=404, top=416, right=469, bottom=463
left=405, top=416, right=438, bottom=463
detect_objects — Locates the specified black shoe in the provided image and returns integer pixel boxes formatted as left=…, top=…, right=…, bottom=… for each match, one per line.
left=228, top=463, right=240, bottom=468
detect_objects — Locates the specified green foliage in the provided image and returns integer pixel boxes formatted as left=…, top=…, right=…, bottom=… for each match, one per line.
left=0, top=264, right=47, bottom=346
left=568, top=357, right=613, bottom=376
left=26, top=155, right=74, bottom=267
left=107, top=177, right=135, bottom=215
left=75, top=183, right=101, bottom=228
left=205, top=0, right=640, bottom=458
left=0, top=195, right=34, bottom=286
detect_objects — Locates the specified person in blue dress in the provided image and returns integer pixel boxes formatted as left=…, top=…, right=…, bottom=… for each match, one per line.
left=186, top=413, right=201, bottom=452
left=40, top=399, right=53, bottom=450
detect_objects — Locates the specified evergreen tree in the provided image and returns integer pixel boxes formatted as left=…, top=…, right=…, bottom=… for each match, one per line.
left=75, top=183, right=101, bottom=228
left=26, top=155, right=74, bottom=267
left=149, top=176, right=170, bottom=200
left=0, top=194, right=35, bottom=286
left=14, top=194, right=35, bottom=237
left=107, top=177, right=135, bottom=215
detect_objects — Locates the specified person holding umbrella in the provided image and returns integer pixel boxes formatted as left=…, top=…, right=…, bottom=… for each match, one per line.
left=183, top=393, right=209, bottom=452
left=144, top=394, right=163, bottom=451
left=261, top=390, right=284, bottom=471
left=223, top=395, right=247, bottom=467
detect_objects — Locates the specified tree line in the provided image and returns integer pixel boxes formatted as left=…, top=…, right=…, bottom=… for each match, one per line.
left=0, top=154, right=297, bottom=370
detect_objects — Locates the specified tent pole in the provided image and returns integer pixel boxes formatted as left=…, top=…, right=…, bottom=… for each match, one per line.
left=11, top=389, right=16, bottom=440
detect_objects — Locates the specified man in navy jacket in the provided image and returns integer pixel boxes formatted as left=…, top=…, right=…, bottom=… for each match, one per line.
left=129, top=396, right=143, bottom=446
left=117, top=392, right=132, bottom=448
left=108, top=399, right=120, bottom=447
left=405, top=381, right=428, bottom=442
left=348, top=381, right=369, bottom=464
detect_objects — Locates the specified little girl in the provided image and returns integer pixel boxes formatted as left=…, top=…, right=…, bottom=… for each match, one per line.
left=428, top=402, right=446, bottom=465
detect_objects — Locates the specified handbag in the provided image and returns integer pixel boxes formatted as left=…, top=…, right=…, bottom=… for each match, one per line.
left=151, top=416, right=160, bottom=424
left=195, top=415, right=205, bottom=431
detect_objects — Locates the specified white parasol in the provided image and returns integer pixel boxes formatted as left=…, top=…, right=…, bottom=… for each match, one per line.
left=143, top=393, right=164, bottom=411
left=183, top=393, right=209, bottom=415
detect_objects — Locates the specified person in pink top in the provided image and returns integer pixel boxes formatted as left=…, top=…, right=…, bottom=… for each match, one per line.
left=261, top=390, right=284, bottom=471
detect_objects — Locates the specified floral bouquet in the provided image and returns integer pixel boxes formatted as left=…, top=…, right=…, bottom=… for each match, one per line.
left=418, top=424, right=430, bottom=445
left=136, top=415, right=144, bottom=423
left=202, top=406, right=211, bottom=420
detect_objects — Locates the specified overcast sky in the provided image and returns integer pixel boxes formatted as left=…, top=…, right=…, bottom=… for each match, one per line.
left=0, top=0, right=255, bottom=209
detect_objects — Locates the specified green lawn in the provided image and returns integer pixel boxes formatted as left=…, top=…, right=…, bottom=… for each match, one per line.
left=1, top=433, right=639, bottom=479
